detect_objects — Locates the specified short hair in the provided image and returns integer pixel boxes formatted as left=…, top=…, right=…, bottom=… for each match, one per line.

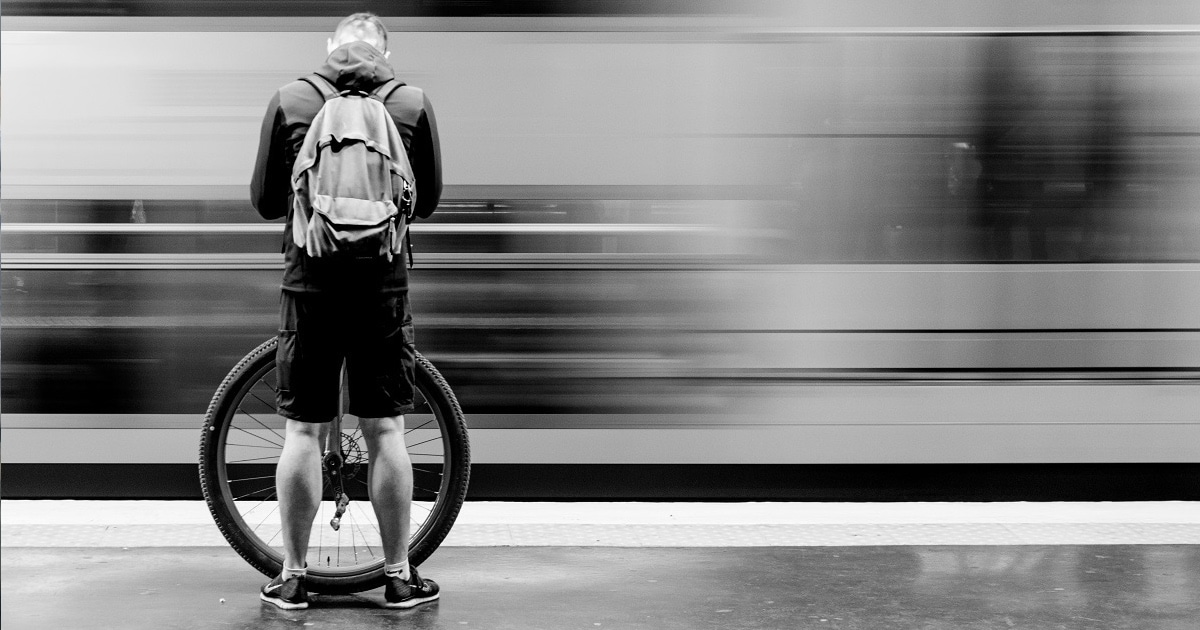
left=333, top=12, right=388, bottom=52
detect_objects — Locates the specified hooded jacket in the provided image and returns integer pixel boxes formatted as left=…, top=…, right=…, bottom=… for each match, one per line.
left=251, top=41, right=442, bottom=293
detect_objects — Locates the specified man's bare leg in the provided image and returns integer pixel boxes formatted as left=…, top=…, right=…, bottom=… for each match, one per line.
left=359, top=415, right=413, bottom=568
left=277, top=419, right=325, bottom=574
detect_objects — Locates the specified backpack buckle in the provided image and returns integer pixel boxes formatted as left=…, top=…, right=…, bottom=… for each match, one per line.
left=399, top=181, right=414, bottom=218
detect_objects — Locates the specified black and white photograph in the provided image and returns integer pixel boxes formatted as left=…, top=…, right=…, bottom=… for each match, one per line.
left=2, top=1, right=1199, bottom=628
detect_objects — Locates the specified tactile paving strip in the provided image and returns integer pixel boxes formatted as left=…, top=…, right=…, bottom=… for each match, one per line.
left=5, top=501, right=1199, bottom=547
left=4, top=522, right=1199, bottom=547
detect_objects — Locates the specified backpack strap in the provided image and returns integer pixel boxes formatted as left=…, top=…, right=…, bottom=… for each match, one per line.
left=300, top=73, right=339, bottom=102
left=371, top=79, right=406, bottom=104
left=405, top=225, right=414, bottom=270
left=372, top=78, right=411, bottom=268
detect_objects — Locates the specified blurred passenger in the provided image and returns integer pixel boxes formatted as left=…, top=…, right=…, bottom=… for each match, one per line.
left=1079, top=50, right=1129, bottom=261
left=973, top=37, right=1136, bottom=262
left=250, top=12, right=443, bottom=611
left=129, top=199, right=147, bottom=223
left=973, top=38, right=1046, bottom=261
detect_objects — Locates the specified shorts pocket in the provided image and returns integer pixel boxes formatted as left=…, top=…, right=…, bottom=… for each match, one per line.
left=367, top=295, right=416, bottom=414
left=276, top=328, right=298, bottom=394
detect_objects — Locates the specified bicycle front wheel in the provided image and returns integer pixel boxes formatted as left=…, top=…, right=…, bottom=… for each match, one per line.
left=199, top=337, right=470, bottom=594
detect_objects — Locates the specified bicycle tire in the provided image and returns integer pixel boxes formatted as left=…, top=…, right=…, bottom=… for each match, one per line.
left=199, top=337, right=470, bottom=594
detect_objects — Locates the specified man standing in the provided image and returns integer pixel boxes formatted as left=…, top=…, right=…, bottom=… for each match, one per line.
left=250, top=12, right=442, bottom=610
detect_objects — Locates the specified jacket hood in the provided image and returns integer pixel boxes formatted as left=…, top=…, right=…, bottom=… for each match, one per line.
left=316, top=41, right=395, bottom=90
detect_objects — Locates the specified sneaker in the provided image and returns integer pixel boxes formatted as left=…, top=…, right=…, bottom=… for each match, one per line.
left=384, top=565, right=440, bottom=609
left=260, top=572, right=308, bottom=610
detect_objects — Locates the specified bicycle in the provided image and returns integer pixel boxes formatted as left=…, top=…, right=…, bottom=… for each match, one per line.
left=199, top=337, right=470, bottom=594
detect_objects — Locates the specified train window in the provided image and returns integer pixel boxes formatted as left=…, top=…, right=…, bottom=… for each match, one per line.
left=4, top=30, right=1200, bottom=265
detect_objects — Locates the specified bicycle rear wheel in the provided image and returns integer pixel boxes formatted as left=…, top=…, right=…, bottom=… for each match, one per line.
left=199, top=337, right=470, bottom=594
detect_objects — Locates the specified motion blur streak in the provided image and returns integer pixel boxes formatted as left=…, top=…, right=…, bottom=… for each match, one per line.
left=3, top=5, right=1200, bottom=474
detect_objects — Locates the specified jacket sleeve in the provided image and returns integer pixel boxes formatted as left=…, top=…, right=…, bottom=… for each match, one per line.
left=411, top=92, right=443, bottom=220
left=250, top=91, right=290, bottom=221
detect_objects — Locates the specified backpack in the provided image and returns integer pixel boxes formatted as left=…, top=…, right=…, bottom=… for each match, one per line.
left=290, top=74, right=415, bottom=262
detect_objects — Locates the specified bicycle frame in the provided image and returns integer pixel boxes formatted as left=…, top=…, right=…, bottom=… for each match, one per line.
left=322, top=364, right=350, bottom=531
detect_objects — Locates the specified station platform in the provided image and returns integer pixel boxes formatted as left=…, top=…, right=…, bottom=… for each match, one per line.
left=3, top=501, right=1199, bottom=629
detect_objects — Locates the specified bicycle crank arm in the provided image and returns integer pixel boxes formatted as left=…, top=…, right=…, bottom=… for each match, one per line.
left=329, top=491, right=350, bottom=531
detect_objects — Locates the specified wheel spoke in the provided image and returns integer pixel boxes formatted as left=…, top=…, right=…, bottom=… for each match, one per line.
left=254, top=497, right=280, bottom=531
left=229, top=423, right=283, bottom=449
left=406, top=435, right=442, bottom=449
left=233, top=403, right=285, bottom=444
left=228, top=455, right=282, bottom=464
left=238, top=494, right=275, bottom=518
left=350, top=502, right=378, bottom=556
left=248, top=391, right=280, bottom=416
left=254, top=376, right=279, bottom=395
left=234, top=485, right=277, bottom=501
left=353, top=521, right=376, bottom=559
left=410, top=501, right=433, bottom=520
left=413, top=467, right=444, bottom=476
left=225, top=443, right=280, bottom=451
left=228, top=474, right=276, bottom=484
left=405, top=418, right=436, bottom=433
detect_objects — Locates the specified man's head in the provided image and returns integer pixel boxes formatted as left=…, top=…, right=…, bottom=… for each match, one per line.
left=328, top=12, right=389, bottom=58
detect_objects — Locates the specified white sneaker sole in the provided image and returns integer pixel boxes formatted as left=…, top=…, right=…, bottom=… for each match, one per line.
left=383, top=592, right=439, bottom=609
left=260, top=591, right=309, bottom=610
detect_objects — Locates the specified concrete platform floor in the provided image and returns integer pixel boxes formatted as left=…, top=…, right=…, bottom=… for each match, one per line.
left=3, top=545, right=1199, bottom=630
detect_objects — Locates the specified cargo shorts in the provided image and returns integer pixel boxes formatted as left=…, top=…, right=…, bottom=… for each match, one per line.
left=276, top=290, right=416, bottom=422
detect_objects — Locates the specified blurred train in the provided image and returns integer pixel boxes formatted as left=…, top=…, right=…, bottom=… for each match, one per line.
left=3, top=1, right=1200, bottom=500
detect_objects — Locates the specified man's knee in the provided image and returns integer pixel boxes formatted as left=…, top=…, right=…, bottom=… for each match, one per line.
left=285, top=419, right=326, bottom=441
left=359, top=415, right=404, bottom=441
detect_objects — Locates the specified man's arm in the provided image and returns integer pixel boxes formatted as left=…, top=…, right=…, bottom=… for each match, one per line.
left=250, top=91, right=290, bottom=221
left=411, top=92, right=443, bottom=220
